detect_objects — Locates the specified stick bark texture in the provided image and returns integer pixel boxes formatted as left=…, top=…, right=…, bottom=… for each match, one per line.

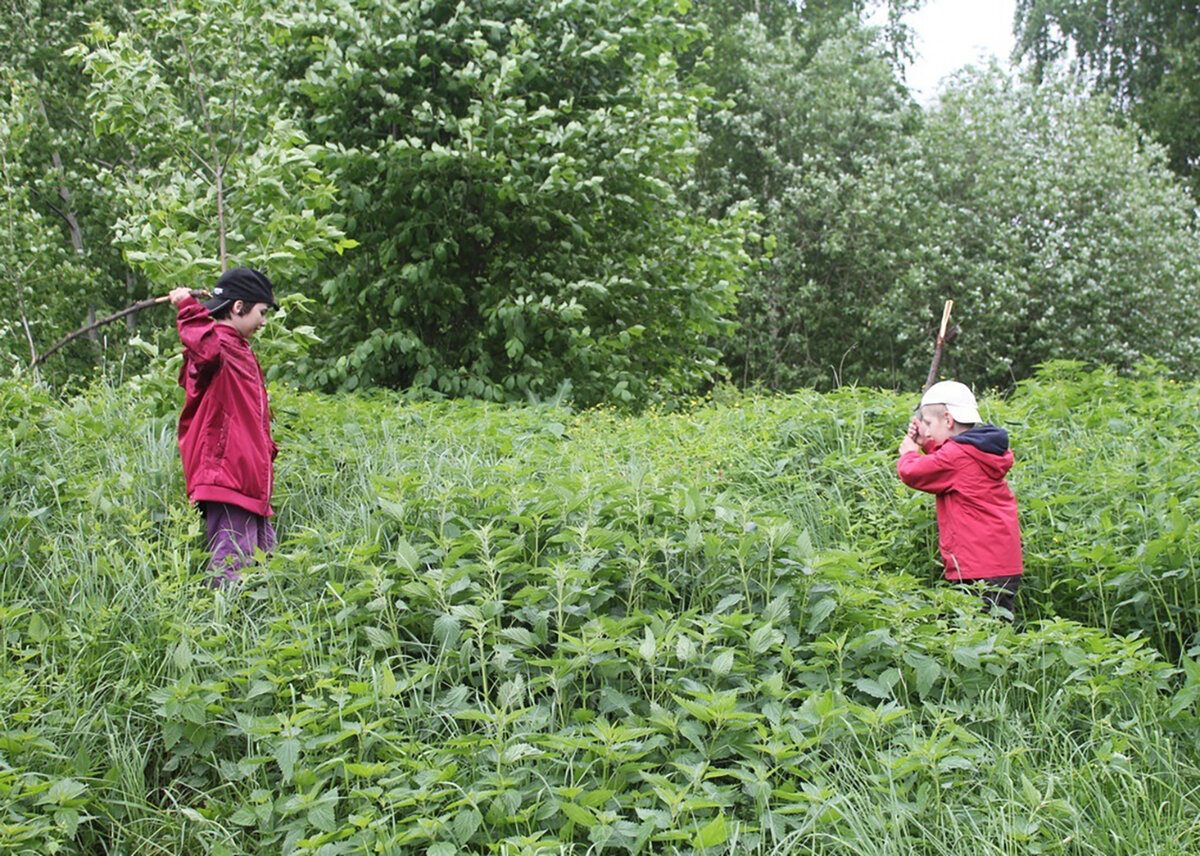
left=922, top=300, right=955, bottom=393
left=32, top=290, right=208, bottom=367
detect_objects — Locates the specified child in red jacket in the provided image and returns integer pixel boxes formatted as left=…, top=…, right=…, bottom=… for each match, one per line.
left=169, top=268, right=277, bottom=587
left=897, top=381, right=1023, bottom=618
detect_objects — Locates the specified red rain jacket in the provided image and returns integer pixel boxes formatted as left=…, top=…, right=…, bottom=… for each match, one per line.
left=897, top=425, right=1022, bottom=580
left=176, top=295, right=276, bottom=516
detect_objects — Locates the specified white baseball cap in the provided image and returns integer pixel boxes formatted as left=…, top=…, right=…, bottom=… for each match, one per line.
left=920, top=381, right=982, bottom=424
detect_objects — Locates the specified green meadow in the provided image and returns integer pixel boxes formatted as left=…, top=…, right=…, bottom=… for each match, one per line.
left=3, top=361, right=1199, bottom=855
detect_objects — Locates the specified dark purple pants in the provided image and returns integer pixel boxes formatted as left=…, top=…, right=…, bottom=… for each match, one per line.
left=202, top=501, right=275, bottom=587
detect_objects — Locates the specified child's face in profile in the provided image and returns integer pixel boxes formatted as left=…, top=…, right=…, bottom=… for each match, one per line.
left=919, top=405, right=956, bottom=446
left=228, top=301, right=271, bottom=339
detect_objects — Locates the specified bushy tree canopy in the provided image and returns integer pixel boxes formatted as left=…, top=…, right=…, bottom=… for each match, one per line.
left=0, top=70, right=69, bottom=367
left=284, top=0, right=751, bottom=406
left=0, top=1, right=137, bottom=376
left=1016, top=0, right=1200, bottom=196
left=840, top=70, right=1200, bottom=388
left=70, top=1, right=349, bottom=286
left=687, top=12, right=917, bottom=388
left=5, top=0, right=1199, bottom=401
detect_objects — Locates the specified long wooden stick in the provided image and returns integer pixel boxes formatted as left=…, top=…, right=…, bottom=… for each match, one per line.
left=31, top=290, right=209, bottom=367
left=922, top=299, right=954, bottom=392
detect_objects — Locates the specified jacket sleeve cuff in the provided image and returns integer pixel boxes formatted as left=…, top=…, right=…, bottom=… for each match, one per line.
left=177, top=296, right=214, bottom=325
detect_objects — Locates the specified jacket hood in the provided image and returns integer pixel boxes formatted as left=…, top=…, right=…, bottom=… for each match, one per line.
left=949, top=424, right=1012, bottom=476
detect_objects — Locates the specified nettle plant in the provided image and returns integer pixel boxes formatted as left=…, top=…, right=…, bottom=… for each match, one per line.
left=125, top=438, right=1181, bottom=854
left=1001, top=361, right=1200, bottom=659
left=6, top=376, right=1200, bottom=855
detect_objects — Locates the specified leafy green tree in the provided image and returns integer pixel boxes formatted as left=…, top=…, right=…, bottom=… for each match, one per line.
left=282, top=0, right=751, bottom=406
left=0, top=1, right=139, bottom=376
left=1015, top=0, right=1200, bottom=195
left=68, top=0, right=349, bottom=289
left=686, top=0, right=917, bottom=60
left=684, top=6, right=918, bottom=388
left=0, top=70, right=73, bottom=368
left=840, top=69, right=1200, bottom=388
left=5, top=0, right=342, bottom=377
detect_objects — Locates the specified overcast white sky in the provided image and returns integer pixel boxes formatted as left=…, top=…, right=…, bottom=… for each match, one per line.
left=898, top=0, right=1019, bottom=103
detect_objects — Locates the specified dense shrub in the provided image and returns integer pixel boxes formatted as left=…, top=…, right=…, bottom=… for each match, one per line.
left=282, top=0, right=751, bottom=407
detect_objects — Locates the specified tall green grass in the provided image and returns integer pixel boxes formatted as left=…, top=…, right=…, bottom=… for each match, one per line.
left=2, top=362, right=1198, bottom=854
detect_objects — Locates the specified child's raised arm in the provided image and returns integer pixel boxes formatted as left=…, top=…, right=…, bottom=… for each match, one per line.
left=897, top=444, right=957, bottom=493
left=174, top=290, right=222, bottom=367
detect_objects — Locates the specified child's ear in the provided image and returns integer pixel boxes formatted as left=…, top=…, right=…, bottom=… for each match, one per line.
left=232, top=299, right=245, bottom=316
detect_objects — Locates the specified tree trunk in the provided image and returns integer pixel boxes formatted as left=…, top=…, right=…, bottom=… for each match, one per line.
left=39, top=100, right=84, bottom=253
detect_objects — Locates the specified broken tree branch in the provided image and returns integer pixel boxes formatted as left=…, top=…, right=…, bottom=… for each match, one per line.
left=922, top=299, right=957, bottom=393
left=31, top=289, right=209, bottom=368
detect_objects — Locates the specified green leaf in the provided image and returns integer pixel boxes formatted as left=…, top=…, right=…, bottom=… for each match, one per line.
left=394, top=538, right=419, bottom=571
left=38, top=778, right=87, bottom=806
left=676, top=634, right=697, bottom=662
left=561, top=801, right=597, bottom=828
left=28, top=613, right=49, bottom=644
left=377, top=663, right=397, bottom=697
left=749, top=623, right=781, bottom=654
left=1182, top=656, right=1200, bottom=685
left=308, top=794, right=337, bottom=832
left=1060, top=647, right=1088, bottom=668
left=639, top=628, right=657, bottom=661
left=230, top=805, right=258, bottom=826
left=54, top=808, right=80, bottom=837
left=377, top=497, right=407, bottom=522
left=172, top=638, right=192, bottom=670
left=434, top=614, right=460, bottom=647
left=854, top=678, right=891, bottom=699
left=363, top=626, right=395, bottom=649
left=273, top=738, right=299, bottom=782
left=710, top=649, right=735, bottom=676
left=904, top=652, right=941, bottom=697
left=806, top=597, right=837, bottom=634
left=952, top=647, right=981, bottom=670
left=693, top=814, right=728, bottom=849
left=453, top=807, right=482, bottom=842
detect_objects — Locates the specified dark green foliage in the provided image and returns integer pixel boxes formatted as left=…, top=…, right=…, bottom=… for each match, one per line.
left=283, top=0, right=750, bottom=406
left=685, top=2, right=1200, bottom=393
left=70, top=2, right=348, bottom=286
left=718, top=361, right=1200, bottom=662
left=685, top=0, right=917, bottom=63
left=681, top=1, right=929, bottom=391
left=1003, top=361, right=1200, bottom=661
left=8, top=0, right=1199, bottom=406
left=692, top=17, right=918, bottom=388
left=3, top=0, right=752, bottom=407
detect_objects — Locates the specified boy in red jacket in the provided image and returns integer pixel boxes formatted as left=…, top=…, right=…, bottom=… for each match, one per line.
left=897, top=381, right=1023, bottom=618
left=169, top=268, right=278, bottom=587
